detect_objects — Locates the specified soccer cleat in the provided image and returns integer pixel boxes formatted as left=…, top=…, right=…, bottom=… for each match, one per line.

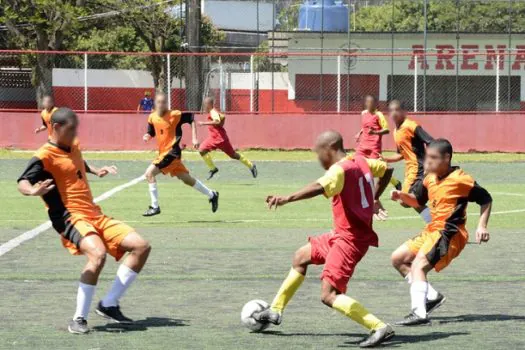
left=253, top=308, right=282, bottom=325
left=207, top=168, right=219, bottom=180
left=210, top=191, right=219, bottom=213
left=359, top=324, right=395, bottom=348
left=68, top=317, right=89, bottom=334
left=426, top=293, right=446, bottom=314
left=95, top=301, right=133, bottom=324
left=394, top=311, right=430, bottom=326
left=250, top=164, right=258, bottom=178
left=142, top=206, right=161, bottom=217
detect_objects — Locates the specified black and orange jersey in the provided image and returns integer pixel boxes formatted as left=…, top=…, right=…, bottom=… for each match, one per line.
left=17, top=141, right=101, bottom=232
left=393, top=118, right=433, bottom=184
left=41, top=107, right=58, bottom=137
left=413, top=167, right=492, bottom=234
left=146, top=110, right=194, bottom=160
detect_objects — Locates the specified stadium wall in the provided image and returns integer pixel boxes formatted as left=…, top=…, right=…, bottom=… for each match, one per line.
left=1, top=111, right=524, bottom=152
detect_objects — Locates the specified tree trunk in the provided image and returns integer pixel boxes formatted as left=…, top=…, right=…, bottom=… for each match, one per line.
left=34, top=30, right=54, bottom=108
left=185, top=0, right=203, bottom=110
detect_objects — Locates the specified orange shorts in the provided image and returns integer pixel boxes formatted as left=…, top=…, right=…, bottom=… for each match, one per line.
left=60, top=214, right=135, bottom=261
left=405, top=228, right=468, bottom=272
left=154, top=155, right=189, bottom=177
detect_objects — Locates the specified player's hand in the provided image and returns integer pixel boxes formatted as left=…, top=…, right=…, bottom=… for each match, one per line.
left=30, top=179, right=55, bottom=196
left=192, top=138, right=200, bottom=149
left=266, top=195, right=289, bottom=210
left=198, top=121, right=205, bottom=126
left=390, top=190, right=402, bottom=202
left=34, top=127, right=41, bottom=134
left=475, top=226, right=490, bottom=244
left=373, top=200, right=388, bottom=221
left=143, top=134, right=151, bottom=143
left=368, top=128, right=377, bottom=135
left=97, top=165, right=118, bottom=178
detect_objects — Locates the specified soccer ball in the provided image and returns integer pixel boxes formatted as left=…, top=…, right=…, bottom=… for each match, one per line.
left=241, top=299, right=271, bottom=332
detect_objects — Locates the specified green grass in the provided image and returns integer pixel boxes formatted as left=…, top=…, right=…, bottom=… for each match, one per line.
left=1, top=155, right=524, bottom=349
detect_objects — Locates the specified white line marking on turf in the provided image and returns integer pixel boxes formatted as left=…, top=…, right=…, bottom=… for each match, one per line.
left=0, top=175, right=145, bottom=257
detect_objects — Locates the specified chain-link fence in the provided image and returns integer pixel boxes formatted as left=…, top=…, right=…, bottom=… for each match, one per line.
left=0, top=47, right=523, bottom=113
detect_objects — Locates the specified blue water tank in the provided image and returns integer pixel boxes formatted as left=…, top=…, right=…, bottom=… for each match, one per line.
left=298, top=0, right=349, bottom=32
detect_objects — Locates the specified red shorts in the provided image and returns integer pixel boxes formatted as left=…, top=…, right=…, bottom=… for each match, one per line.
left=199, top=137, right=236, bottom=158
left=354, top=148, right=381, bottom=160
left=309, top=232, right=370, bottom=293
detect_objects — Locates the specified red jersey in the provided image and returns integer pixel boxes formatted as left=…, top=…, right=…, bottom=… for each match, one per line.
left=356, top=109, right=389, bottom=156
left=207, top=108, right=229, bottom=141
left=317, top=156, right=378, bottom=247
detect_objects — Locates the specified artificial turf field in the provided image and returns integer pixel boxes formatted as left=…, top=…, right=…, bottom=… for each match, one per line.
left=1, top=150, right=525, bottom=349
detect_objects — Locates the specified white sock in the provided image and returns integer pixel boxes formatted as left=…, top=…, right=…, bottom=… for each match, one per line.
left=148, top=183, right=159, bottom=208
left=405, top=273, right=412, bottom=284
left=426, top=283, right=439, bottom=301
left=410, top=281, right=428, bottom=319
left=419, top=207, right=431, bottom=223
left=73, top=282, right=96, bottom=320
left=193, top=179, right=214, bottom=199
left=101, top=264, right=138, bottom=307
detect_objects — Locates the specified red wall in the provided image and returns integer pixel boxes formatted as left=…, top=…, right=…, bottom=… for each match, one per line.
left=1, top=111, right=524, bottom=152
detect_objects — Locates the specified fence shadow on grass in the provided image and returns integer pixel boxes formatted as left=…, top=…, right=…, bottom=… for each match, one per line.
left=92, top=317, right=189, bottom=333
left=339, top=331, right=469, bottom=348
left=433, top=314, right=525, bottom=324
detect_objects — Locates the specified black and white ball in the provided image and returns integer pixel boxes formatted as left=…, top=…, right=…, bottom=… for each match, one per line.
left=241, top=299, right=270, bottom=332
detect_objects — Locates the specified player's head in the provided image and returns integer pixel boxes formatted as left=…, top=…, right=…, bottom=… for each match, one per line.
left=314, top=130, right=345, bottom=170
left=203, top=96, right=215, bottom=113
left=364, top=95, right=378, bottom=112
left=388, top=99, right=406, bottom=124
left=154, top=93, right=168, bottom=114
left=145, top=91, right=151, bottom=97
left=50, top=107, right=78, bottom=146
left=42, top=95, right=54, bottom=110
left=425, top=138, right=453, bottom=174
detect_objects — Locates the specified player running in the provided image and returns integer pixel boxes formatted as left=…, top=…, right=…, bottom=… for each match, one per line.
left=390, top=138, right=492, bottom=326
left=142, top=93, right=219, bottom=217
left=254, top=130, right=395, bottom=348
left=17, top=108, right=151, bottom=334
left=198, top=97, right=257, bottom=180
left=383, top=100, right=434, bottom=223
left=34, top=95, right=58, bottom=137
left=355, top=95, right=402, bottom=190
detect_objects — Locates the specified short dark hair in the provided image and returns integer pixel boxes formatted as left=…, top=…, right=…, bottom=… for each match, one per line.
left=428, top=138, right=453, bottom=160
left=51, top=107, right=78, bottom=125
left=389, top=99, right=406, bottom=110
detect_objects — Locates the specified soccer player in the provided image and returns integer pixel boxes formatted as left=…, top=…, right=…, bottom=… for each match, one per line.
left=17, top=108, right=151, bottom=334
left=383, top=100, right=434, bottom=223
left=142, top=93, right=219, bottom=216
left=34, top=95, right=58, bottom=137
left=355, top=95, right=402, bottom=190
left=390, top=139, right=492, bottom=326
left=254, top=130, right=395, bottom=348
left=137, top=91, right=154, bottom=112
left=198, top=97, right=257, bottom=180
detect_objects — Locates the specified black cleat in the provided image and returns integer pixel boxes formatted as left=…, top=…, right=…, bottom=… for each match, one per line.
left=207, top=168, right=219, bottom=180
left=426, top=293, right=446, bottom=314
left=359, top=324, right=395, bottom=348
left=394, top=181, right=402, bottom=191
left=250, top=164, right=258, bottom=178
left=253, top=308, right=282, bottom=325
left=143, top=206, right=160, bottom=217
left=68, top=317, right=89, bottom=334
left=210, top=191, right=219, bottom=213
left=394, top=311, right=430, bottom=326
left=95, top=301, right=133, bottom=324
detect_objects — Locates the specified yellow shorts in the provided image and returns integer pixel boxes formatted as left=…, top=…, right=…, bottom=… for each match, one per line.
left=405, top=228, right=468, bottom=272
left=61, top=214, right=135, bottom=261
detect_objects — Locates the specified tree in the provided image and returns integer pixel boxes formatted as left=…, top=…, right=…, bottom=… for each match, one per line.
left=1, top=0, right=90, bottom=105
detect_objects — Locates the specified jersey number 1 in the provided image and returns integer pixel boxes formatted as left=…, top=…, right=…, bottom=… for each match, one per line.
left=358, top=174, right=374, bottom=209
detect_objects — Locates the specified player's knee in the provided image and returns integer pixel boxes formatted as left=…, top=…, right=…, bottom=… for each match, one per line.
left=292, top=247, right=309, bottom=269
left=135, top=239, right=151, bottom=257
left=391, top=250, right=404, bottom=268
left=411, top=255, right=430, bottom=272
left=144, top=171, right=156, bottom=183
left=320, top=289, right=337, bottom=307
left=88, top=250, right=107, bottom=270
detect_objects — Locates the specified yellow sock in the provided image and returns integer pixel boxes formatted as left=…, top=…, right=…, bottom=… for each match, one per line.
left=390, top=176, right=401, bottom=188
left=332, top=294, right=386, bottom=331
left=238, top=153, right=253, bottom=169
left=202, top=153, right=217, bottom=171
left=270, top=268, right=305, bottom=313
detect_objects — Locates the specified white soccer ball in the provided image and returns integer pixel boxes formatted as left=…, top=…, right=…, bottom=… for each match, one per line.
left=241, top=299, right=271, bottom=332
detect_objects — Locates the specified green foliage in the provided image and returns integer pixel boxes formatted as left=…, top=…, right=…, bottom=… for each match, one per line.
left=277, top=0, right=302, bottom=31
left=253, top=41, right=287, bottom=72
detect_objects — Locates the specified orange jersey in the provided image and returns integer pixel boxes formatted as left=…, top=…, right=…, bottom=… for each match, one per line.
left=393, top=118, right=433, bottom=185
left=17, top=141, right=101, bottom=231
left=413, top=167, right=492, bottom=234
left=147, top=110, right=194, bottom=160
left=40, top=107, right=58, bottom=137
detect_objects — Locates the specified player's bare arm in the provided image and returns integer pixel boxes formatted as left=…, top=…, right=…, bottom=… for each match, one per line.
left=198, top=120, right=221, bottom=126
left=354, top=129, right=363, bottom=142
left=191, top=118, right=199, bottom=149
left=34, top=125, right=47, bottom=134
left=383, top=153, right=403, bottom=163
left=85, top=163, right=118, bottom=178
left=266, top=182, right=325, bottom=210
left=390, top=190, right=420, bottom=208
left=17, top=179, right=55, bottom=196
left=369, top=128, right=389, bottom=136
left=476, top=201, right=492, bottom=244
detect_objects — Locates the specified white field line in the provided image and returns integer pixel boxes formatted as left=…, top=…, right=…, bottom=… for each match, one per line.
left=0, top=175, right=145, bottom=257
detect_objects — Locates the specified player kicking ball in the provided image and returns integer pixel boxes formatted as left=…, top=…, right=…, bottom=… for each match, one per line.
left=254, top=130, right=395, bottom=348
left=17, top=108, right=151, bottom=334
left=390, top=138, right=492, bottom=326
left=142, top=93, right=219, bottom=216
left=198, top=97, right=257, bottom=180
